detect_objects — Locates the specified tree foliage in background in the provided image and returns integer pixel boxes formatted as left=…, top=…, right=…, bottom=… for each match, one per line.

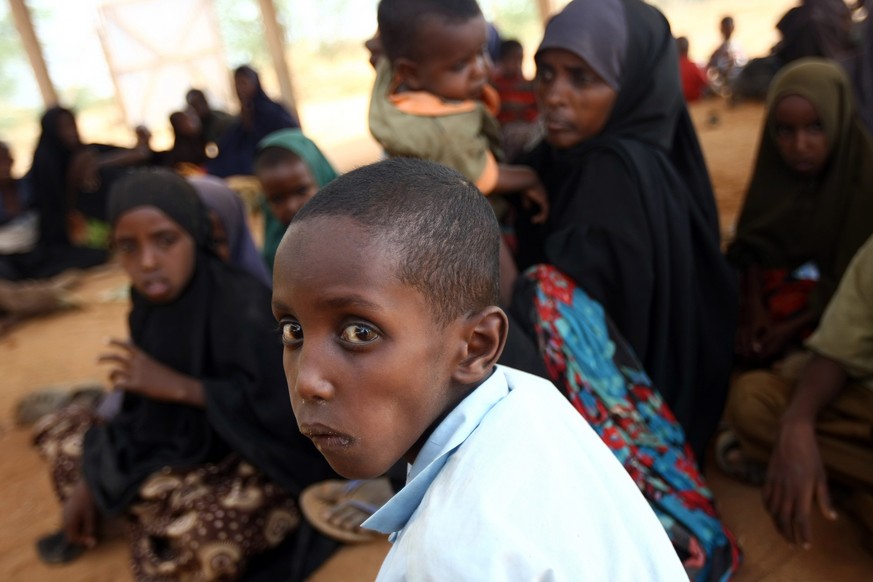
left=214, top=0, right=270, bottom=69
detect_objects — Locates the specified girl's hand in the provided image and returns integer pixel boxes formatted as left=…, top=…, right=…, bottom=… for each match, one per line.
left=98, top=338, right=205, bottom=406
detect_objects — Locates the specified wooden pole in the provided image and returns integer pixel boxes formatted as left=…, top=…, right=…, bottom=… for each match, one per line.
left=256, top=0, right=300, bottom=121
left=8, top=0, right=58, bottom=107
left=536, top=0, right=554, bottom=26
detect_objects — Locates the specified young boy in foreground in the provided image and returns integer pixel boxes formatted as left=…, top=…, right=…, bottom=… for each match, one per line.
left=370, top=0, right=548, bottom=222
left=271, top=158, right=684, bottom=579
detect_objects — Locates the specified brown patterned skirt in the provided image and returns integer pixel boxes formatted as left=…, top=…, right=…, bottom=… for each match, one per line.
left=33, top=405, right=300, bottom=581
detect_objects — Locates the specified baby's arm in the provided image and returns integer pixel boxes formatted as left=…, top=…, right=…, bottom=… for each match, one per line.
left=493, top=164, right=549, bottom=224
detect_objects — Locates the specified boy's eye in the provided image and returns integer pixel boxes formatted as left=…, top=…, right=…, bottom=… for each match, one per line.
left=340, top=323, right=379, bottom=344
left=281, top=321, right=303, bottom=345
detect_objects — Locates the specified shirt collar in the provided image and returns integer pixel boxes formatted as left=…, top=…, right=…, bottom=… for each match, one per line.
left=362, top=368, right=509, bottom=534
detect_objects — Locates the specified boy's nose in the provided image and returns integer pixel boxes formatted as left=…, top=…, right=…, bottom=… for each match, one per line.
left=292, top=346, right=335, bottom=403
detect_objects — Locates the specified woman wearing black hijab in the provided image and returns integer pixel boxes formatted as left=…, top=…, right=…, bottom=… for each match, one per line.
left=3, top=107, right=108, bottom=280
left=503, top=2, right=741, bottom=577
left=34, top=169, right=336, bottom=580
left=510, top=0, right=737, bottom=464
left=207, top=65, right=300, bottom=178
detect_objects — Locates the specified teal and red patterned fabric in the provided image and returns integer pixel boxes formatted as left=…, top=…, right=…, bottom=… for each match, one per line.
left=526, top=265, right=741, bottom=582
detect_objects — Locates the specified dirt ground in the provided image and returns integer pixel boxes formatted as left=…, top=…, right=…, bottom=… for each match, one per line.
left=2, top=98, right=873, bottom=581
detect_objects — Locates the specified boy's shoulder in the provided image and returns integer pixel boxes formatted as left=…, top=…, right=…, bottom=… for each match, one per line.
left=376, top=366, right=686, bottom=580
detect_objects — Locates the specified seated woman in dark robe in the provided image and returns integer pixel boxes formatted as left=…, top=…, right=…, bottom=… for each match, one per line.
left=33, top=169, right=336, bottom=580
left=12, top=107, right=109, bottom=278
left=500, top=1, right=740, bottom=579
left=208, top=65, right=300, bottom=178
left=510, top=0, right=737, bottom=464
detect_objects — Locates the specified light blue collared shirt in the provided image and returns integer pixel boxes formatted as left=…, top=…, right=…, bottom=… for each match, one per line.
left=363, top=366, right=686, bottom=581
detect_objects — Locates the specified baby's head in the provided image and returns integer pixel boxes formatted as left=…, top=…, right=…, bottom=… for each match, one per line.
left=378, top=0, right=490, bottom=101
left=272, top=158, right=508, bottom=479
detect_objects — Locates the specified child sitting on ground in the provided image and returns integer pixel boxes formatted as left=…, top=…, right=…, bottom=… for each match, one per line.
left=271, top=157, right=685, bottom=579
left=369, top=0, right=547, bottom=221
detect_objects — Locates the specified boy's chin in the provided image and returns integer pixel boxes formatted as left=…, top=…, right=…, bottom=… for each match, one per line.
left=328, top=459, right=395, bottom=481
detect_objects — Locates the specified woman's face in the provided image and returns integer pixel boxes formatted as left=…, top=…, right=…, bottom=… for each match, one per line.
left=535, top=49, right=618, bottom=149
left=112, top=206, right=197, bottom=304
left=772, top=95, right=830, bottom=178
left=234, top=71, right=258, bottom=105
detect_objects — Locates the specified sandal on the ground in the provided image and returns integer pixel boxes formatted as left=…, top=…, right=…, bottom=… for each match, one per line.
left=15, top=382, right=105, bottom=426
left=15, top=389, right=73, bottom=426
left=715, top=429, right=767, bottom=486
left=300, top=479, right=392, bottom=544
left=35, top=531, right=87, bottom=565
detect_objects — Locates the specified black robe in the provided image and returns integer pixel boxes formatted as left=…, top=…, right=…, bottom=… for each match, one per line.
left=82, top=253, right=335, bottom=515
left=510, top=0, right=738, bottom=461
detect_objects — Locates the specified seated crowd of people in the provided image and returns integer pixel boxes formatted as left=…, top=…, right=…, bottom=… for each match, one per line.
left=3, top=0, right=873, bottom=580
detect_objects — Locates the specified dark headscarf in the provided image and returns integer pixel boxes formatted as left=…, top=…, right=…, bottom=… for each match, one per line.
left=513, top=0, right=737, bottom=462
left=83, top=168, right=333, bottom=515
left=188, top=174, right=272, bottom=287
left=207, top=66, right=300, bottom=178
left=775, top=0, right=854, bottom=65
left=727, top=59, right=873, bottom=315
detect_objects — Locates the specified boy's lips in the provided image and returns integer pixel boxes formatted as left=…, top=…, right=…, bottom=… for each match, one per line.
left=299, top=422, right=354, bottom=451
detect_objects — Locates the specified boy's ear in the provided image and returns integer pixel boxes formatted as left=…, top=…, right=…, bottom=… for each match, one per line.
left=453, top=306, right=509, bottom=385
left=394, top=58, right=423, bottom=90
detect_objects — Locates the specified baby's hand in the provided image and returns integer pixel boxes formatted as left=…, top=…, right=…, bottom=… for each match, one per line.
left=523, top=182, right=549, bottom=224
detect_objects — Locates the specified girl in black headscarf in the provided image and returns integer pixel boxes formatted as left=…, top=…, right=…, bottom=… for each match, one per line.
left=503, top=1, right=741, bottom=578
left=33, top=168, right=336, bottom=580
left=207, top=65, right=300, bottom=178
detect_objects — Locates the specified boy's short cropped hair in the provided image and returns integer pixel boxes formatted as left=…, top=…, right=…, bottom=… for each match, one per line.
left=377, top=0, right=483, bottom=62
left=291, top=157, right=499, bottom=324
